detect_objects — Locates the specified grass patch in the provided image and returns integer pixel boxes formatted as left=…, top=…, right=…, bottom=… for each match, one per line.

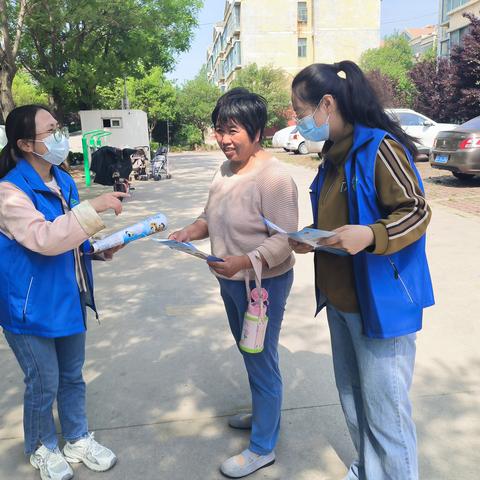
left=269, top=148, right=321, bottom=170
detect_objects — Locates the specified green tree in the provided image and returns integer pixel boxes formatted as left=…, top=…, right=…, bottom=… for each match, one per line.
left=0, top=0, right=28, bottom=121
left=18, top=0, right=202, bottom=119
left=360, top=35, right=415, bottom=106
left=175, top=67, right=221, bottom=145
left=130, top=68, right=177, bottom=135
left=12, top=70, right=48, bottom=106
left=97, top=67, right=177, bottom=135
left=230, top=63, right=291, bottom=129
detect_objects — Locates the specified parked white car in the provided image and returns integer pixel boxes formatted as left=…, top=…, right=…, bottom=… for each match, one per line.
left=272, top=125, right=296, bottom=149
left=286, top=130, right=324, bottom=154
left=386, top=108, right=457, bottom=152
left=0, top=125, right=6, bottom=150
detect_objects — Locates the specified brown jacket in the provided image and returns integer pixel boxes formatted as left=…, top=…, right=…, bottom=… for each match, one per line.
left=315, top=127, right=432, bottom=313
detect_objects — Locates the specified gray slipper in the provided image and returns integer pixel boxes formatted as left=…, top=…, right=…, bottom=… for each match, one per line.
left=228, top=413, right=252, bottom=430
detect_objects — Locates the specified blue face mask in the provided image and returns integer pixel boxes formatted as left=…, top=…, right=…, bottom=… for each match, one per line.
left=296, top=99, right=330, bottom=142
left=33, top=132, right=70, bottom=166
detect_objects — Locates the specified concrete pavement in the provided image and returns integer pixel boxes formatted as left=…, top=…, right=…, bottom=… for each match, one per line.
left=0, top=151, right=479, bottom=479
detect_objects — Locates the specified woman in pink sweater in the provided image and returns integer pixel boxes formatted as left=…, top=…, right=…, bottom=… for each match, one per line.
left=170, top=89, right=299, bottom=478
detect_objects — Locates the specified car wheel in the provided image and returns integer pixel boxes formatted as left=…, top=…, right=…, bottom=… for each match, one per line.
left=298, top=142, right=308, bottom=155
left=453, top=172, right=475, bottom=180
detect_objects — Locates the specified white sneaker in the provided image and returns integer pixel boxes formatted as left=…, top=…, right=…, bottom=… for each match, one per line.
left=63, top=432, right=117, bottom=472
left=30, top=445, right=73, bottom=480
left=220, top=449, right=275, bottom=478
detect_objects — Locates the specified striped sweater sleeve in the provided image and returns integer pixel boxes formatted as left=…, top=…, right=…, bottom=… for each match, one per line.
left=369, top=139, right=432, bottom=255
left=256, top=165, right=299, bottom=267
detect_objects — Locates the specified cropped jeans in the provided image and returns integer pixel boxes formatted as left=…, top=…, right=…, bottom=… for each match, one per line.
left=3, top=330, right=88, bottom=454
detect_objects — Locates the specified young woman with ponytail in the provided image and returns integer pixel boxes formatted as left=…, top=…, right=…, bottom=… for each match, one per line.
left=0, top=105, right=127, bottom=480
left=290, top=61, right=434, bottom=480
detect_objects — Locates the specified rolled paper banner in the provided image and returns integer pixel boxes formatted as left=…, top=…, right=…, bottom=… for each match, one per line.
left=91, top=213, right=168, bottom=253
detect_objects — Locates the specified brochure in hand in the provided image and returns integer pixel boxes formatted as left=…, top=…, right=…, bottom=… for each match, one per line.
left=263, top=217, right=348, bottom=256
left=153, top=239, right=224, bottom=262
left=90, top=213, right=168, bottom=253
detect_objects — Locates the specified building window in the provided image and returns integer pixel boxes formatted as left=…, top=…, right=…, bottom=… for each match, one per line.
left=298, top=38, right=307, bottom=57
left=440, top=39, right=450, bottom=56
left=224, top=41, right=241, bottom=78
left=298, top=2, right=308, bottom=23
left=102, top=118, right=122, bottom=128
left=442, top=0, right=470, bottom=22
left=234, top=4, right=240, bottom=30
left=450, top=25, right=471, bottom=47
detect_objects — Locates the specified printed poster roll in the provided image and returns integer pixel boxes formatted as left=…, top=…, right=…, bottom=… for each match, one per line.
left=90, top=213, right=168, bottom=253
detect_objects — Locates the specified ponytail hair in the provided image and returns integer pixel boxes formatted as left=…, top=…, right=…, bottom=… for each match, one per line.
left=0, top=104, right=51, bottom=179
left=292, top=61, right=418, bottom=157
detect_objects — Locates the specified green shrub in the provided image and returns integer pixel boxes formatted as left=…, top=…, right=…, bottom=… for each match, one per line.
left=176, top=124, right=203, bottom=150
left=68, top=151, right=84, bottom=166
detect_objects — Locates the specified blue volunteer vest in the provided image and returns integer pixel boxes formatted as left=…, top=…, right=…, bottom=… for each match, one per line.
left=0, top=159, right=95, bottom=337
left=310, top=124, right=435, bottom=338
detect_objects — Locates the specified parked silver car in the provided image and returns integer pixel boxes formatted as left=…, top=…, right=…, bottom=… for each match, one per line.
left=430, top=116, right=480, bottom=180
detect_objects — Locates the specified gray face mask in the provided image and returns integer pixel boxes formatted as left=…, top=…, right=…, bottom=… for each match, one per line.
left=33, top=133, right=70, bottom=166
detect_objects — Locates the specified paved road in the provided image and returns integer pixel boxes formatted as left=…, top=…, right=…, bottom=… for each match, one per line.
left=0, top=151, right=479, bottom=479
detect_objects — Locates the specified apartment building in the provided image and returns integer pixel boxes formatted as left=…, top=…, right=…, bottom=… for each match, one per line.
left=402, top=25, right=438, bottom=58
left=438, top=0, right=480, bottom=56
left=206, top=0, right=381, bottom=89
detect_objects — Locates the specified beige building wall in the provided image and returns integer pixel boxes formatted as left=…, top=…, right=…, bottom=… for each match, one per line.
left=447, top=0, right=480, bottom=31
left=207, top=0, right=381, bottom=88
left=239, top=0, right=299, bottom=77
left=312, top=0, right=381, bottom=63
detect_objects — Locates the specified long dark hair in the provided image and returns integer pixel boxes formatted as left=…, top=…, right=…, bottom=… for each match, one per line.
left=0, top=105, right=52, bottom=179
left=292, top=61, right=418, bottom=157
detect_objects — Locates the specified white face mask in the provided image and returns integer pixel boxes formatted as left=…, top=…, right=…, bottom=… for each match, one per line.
left=33, top=132, right=70, bottom=166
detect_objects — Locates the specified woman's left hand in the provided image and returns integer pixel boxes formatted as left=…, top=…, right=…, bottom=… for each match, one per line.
left=102, top=244, right=124, bottom=260
left=317, top=225, right=374, bottom=255
left=208, top=255, right=251, bottom=278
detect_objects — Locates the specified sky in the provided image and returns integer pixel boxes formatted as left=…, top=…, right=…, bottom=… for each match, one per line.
left=167, top=0, right=440, bottom=84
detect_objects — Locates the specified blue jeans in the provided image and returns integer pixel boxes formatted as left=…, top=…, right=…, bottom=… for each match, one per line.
left=326, top=305, right=418, bottom=480
left=3, top=330, right=88, bottom=454
left=218, top=269, right=293, bottom=455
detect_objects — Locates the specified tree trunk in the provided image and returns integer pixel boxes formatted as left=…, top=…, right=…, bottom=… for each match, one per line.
left=50, top=88, right=65, bottom=124
left=0, top=67, right=16, bottom=121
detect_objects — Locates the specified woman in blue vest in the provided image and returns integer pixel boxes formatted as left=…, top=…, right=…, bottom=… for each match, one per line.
left=0, top=105, right=127, bottom=480
left=289, top=61, right=434, bottom=480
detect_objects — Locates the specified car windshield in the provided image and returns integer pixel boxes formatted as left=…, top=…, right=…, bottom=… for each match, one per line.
left=397, top=112, right=428, bottom=126
left=460, top=116, right=480, bottom=129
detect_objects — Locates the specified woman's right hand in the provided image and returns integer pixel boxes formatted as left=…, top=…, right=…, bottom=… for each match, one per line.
left=89, top=192, right=129, bottom=216
left=168, top=228, right=190, bottom=242
left=289, top=238, right=314, bottom=254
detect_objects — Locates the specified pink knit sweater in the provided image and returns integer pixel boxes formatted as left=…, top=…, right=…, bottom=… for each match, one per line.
left=199, top=156, right=298, bottom=280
